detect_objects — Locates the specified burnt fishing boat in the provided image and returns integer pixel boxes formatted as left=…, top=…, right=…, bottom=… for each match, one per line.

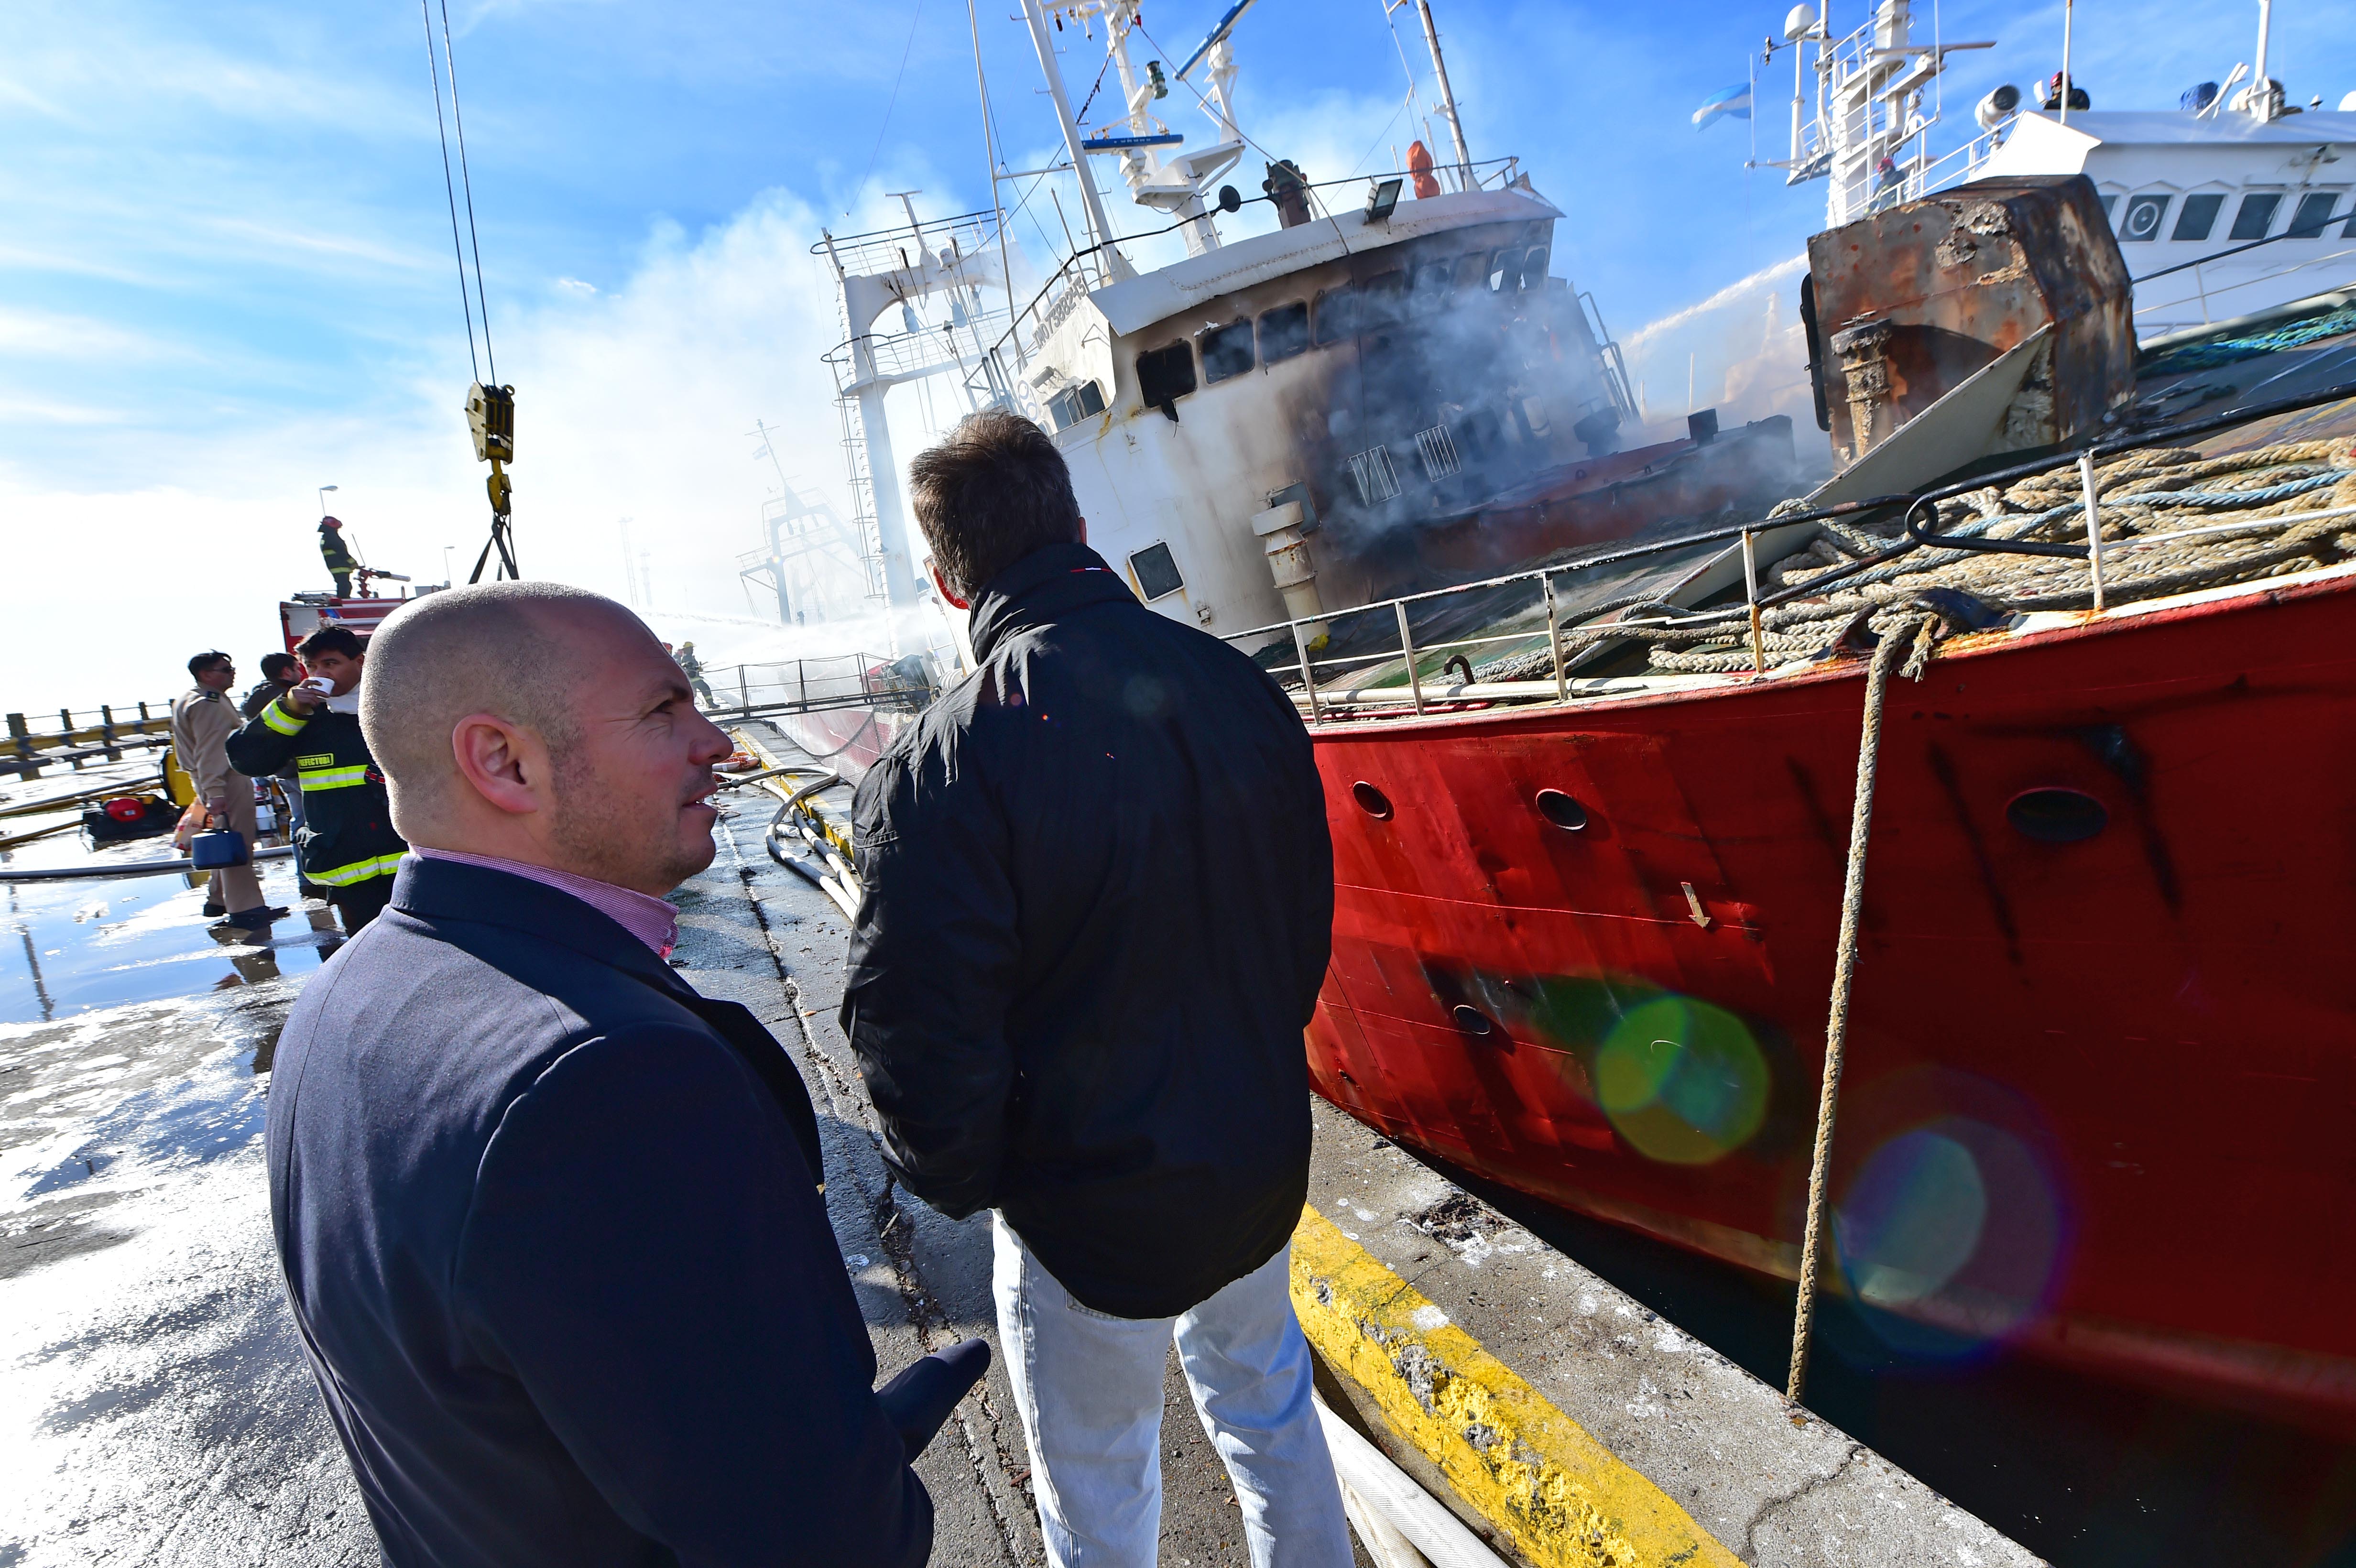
left=746, top=0, right=2356, bottom=1432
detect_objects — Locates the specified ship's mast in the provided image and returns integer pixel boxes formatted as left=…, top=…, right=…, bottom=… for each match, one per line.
left=1413, top=0, right=1473, bottom=187
left=1019, top=0, right=1133, bottom=280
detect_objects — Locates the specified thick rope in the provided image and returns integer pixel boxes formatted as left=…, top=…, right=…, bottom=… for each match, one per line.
left=1787, top=613, right=1928, bottom=1405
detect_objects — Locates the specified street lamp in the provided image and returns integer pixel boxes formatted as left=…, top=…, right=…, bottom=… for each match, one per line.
left=442, top=545, right=456, bottom=586
left=317, top=483, right=338, bottom=516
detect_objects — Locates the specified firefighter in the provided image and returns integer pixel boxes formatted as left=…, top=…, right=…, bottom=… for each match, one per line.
left=675, top=639, right=715, bottom=706
left=228, top=625, right=408, bottom=933
left=320, top=516, right=357, bottom=598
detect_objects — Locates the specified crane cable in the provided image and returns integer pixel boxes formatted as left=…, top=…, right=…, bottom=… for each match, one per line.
left=420, top=0, right=492, bottom=385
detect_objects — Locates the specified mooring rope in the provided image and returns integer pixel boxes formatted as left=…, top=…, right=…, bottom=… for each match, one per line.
left=1785, top=613, right=1930, bottom=1405
left=1490, top=436, right=2356, bottom=679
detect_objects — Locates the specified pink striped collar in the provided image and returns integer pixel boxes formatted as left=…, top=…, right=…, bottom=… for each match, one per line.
left=407, top=847, right=681, bottom=958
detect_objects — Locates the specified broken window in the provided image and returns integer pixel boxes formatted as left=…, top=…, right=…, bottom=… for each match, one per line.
left=1360, top=271, right=1407, bottom=330
left=1313, top=285, right=1358, bottom=346
left=2172, top=192, right=2225, bottom=240
left=1519, top=246, right=1550, bottom=290
left=1411, top=263, right=1453, bottom=310
left=1452, top=252, right=1490, bottom=291
left=2229, top=191, right=2282, bottom=240
left=1129, top=542, right=1184, bottom=600
left=1259, top=302, right=1310, bottom=363
left=1201, top=319, right=1255, bottom=382
left=1047, top=379, right=1107, bottom=430
left=1135, top=341, right=1196, bottom=417
left=2289, top=191, right=2344, bottom=237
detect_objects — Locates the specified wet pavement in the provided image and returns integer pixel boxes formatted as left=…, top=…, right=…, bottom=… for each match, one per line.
left=0, top=783, right=1357, bottom=1567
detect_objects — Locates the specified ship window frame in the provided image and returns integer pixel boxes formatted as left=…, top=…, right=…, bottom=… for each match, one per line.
left=2288, top=190, right=2344, bottom=239
left=2117, top=192, right=2171, bottom=242
left=1410, top=262, right=1453, bottom=312
left=2228, top=190, right=2283, bottom=241
left=1046, top=379, right=1107, bottom=430
left=1453, top=251, right=1491, bottom=291
left=2098, top=192, right=2119, bottom=222
left=1360, top=270, right=1407, bottom=330
left=1312, top=284, right=1358, bottom=346
left=1258, top=301, right=1311, bottom=364
left=2171, top=191, right=2225, bottom=241
left=1519, top=245, right=1551, bottom=290
left=1135, top=340, right=1198, bottom=412
left=1200, top=318, right=1256, bottom=383
left=1128, top=541, right=1186, bottom=602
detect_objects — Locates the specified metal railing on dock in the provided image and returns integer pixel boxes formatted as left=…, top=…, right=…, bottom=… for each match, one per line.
left=695, top=653, right=937, bottom=725
left=5, top=704, right=174, bottom=779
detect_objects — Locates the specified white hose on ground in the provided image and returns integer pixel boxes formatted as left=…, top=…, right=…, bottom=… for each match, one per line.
left=1313, top=1395, right=1508, bottom=1568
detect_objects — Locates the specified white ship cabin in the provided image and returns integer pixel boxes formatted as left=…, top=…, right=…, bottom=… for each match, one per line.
left=1003, top=184, right=1632, bottom=650
left=1978, top=110, right=2356, bottom=336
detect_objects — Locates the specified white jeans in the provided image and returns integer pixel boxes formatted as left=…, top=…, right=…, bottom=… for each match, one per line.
left=992, top=1213, right=1352, bottom=1568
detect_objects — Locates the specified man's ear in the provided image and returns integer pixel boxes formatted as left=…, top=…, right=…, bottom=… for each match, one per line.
left=1077, top=515, right=1089, bottom=546
left=450, top=712, right=548, bottom=817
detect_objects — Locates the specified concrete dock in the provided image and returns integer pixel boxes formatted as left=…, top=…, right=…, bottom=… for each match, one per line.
left=0, top=780, right=2294, bottom=1566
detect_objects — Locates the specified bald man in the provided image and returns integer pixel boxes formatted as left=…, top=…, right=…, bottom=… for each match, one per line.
left=263, top=582, right=975, bottom=1568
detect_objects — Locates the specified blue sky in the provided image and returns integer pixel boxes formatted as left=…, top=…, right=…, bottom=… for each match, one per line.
left=4, top=0, right=2353, bottom=704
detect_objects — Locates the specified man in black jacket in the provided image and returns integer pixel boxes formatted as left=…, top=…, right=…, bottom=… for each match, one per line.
left=268, top=581, right=973, bottom=1567
left=228, top=625, right=407, bottom=931
left=844, top=412, right=1348, bottom=1568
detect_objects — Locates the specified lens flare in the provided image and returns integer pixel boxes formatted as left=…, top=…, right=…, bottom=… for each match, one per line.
left=1833, top=1130, right=1987, bottom=1309
left=1594, top=996, right=1767, bottom=1164
left=1833, top=1116, right=2065, bottom=1360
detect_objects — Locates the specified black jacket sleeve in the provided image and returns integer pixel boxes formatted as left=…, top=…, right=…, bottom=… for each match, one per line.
left=453, top=1024, right=932, bottom=1568
left=840, top=749, right=1023, bottom=1220
left=224, top=699, right=309, bottom=780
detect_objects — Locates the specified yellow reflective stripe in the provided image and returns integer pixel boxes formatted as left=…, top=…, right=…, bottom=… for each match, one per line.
left=310, top=853, right=404, bottom=886
left=262, top=699, right=307, bottom=736
left=299, top=766, right=371, bottom=792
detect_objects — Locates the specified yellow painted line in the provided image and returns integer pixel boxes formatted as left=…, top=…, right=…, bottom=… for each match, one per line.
left=1291, top=1204, right=1741, bottom=1568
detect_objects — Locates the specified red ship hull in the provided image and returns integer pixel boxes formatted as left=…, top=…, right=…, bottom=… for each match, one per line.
left=1302, top=566, right=2356, bottom=1431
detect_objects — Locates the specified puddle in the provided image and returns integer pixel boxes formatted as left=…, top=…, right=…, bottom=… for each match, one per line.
left=2, top=847, right=346, bottom=1025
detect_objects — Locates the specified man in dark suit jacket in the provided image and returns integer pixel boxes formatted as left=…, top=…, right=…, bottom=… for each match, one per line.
left=267, top=580, right=976, bottom=1567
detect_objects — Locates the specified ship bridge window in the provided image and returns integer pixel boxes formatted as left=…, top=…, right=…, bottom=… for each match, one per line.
left=1522, top=246, right=1550, bottom=288
left=1136, top=341, right=1197, bottom=415
left=1128, top=541, right=1185, bottom=601
left=2289, top=192, right=2345, bottom=237
left=2118, top=193, right=2170, bottom=241
left=1411, top=262, right=1453, bottom=310
left=1313, top=285, right=1358, bottom=345
left=1201, top=319, right=1256, bottom=382
left=1047, top=379, right=1106, bottom=430
left=2229, top=191, right=2283, bottom=240
left=1361, top=271, right=1407, bottom=330
left=1259, top=302, right=1310, bottom=363
left=2172, top=192, right=2225, bottom=240
left=1452, top=251, right=1490, bottom=291
left=1489, top=247, right=1545, bottom=293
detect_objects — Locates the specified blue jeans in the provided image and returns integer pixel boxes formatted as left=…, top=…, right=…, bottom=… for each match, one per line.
left=992, top=1214, right=1351, bottom=1568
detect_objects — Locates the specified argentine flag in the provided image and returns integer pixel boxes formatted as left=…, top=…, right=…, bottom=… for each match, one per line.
left=1693, top=83, right=1752, bottom=131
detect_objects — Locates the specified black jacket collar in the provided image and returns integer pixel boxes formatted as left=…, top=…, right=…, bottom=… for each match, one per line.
left=964, top=543, right=1134, bottom=663
left=390, top=856, right=689, bottom=999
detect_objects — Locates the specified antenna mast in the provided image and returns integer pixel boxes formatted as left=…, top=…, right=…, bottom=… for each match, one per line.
left=1019, top=0, right=1131, bottom=280
left=1414, top=0, right=1473, bottom=187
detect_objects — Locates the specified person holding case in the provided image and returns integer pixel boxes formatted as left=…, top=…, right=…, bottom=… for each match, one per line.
left=844, top=412, right=1350, bottom=1568
left=266, top=580, right=978, bottom=1567
left=228, top=625, right=406, bottom=932
left=171, top=650, right=281, bottom=931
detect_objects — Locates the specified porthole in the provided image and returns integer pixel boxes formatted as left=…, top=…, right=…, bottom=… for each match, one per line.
left=1451, top=1004, right=1495, bottom=1036
left=1533, top=789, right=1588, bottom=830
left=1351, top=781, right=1393, bottom=819
left=2006, top=787, right=2108, bottom=844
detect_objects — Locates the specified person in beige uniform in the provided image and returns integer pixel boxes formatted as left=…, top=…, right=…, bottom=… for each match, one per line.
left=172, top=651, right=282, bottom=933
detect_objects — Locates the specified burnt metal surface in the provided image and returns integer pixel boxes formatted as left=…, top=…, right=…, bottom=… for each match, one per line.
left=1809, top=174, right=2135, bottom=468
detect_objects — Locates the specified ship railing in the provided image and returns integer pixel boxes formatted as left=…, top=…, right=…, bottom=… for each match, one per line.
left=696, top=654, right=936, bottom=723
left=4, top=704, right=175, bottom=780
left=985, top=156, right=1529, bottom=374
left=2127, top=211, right=2356, bottom=334
left=1222, top=374, right=2356, bottom=722
left=809, top=209, right=1011, bottom=280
